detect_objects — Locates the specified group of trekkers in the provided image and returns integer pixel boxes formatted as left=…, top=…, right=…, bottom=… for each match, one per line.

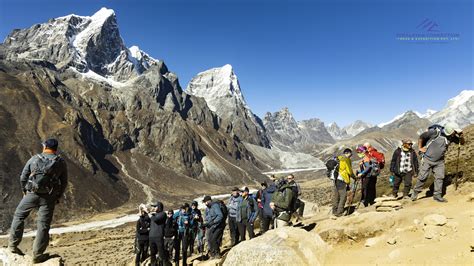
left=4, top=122, right=465, bottom=264
left=133, top=175, right=305, bottom=265
left=328, top=123, right=465, bottom=218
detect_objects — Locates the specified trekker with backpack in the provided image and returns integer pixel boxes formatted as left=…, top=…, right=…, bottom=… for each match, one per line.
left=135, top=204, right=151, bottom=266
left=356, top=145, right=378, bottom=207
left=287, top=174, right=304, bottom=218
left=390, top=139, right=419, bottom=199
left=8, top=138, right=68, bottom=263
left=328, top=148, right=355, bottom=217
left=149, top=201, right=167, bottom=266
left=173, top=204, right=192, bottom=265
left=226, top=187, right=242, bottom=246
left=270, top=178, right=296, bottom=227
left=202, top=196, right=225, bottom=259
left=236, top=187, right=259, bottom=241
left=412, top=123, right=465, bottom=203
left=164, top=209, right=177, bottom=264
left=260, top=179, right=276, bottom=233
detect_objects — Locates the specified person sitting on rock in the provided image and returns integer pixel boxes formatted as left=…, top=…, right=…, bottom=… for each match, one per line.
left=390, top=139, right=419, bottom=199
left=135, top=204, right=151, bottom=266
left=412, top=123, right=465, bottom=203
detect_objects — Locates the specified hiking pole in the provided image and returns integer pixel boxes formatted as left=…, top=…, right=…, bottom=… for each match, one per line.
left=345, top=179, right=359, bottom=216
left=454, top=142, right=461, bottom=191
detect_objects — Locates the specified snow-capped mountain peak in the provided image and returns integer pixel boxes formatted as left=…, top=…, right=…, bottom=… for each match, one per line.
left=415, top=109, right=437, bottom=118
left=429, top=90, right=474, bottom=129
left=2, top=7, right=160, bottom=83
left=343, top=120, right=372, bottom=136
left=186, top=64, right=249, bottom=114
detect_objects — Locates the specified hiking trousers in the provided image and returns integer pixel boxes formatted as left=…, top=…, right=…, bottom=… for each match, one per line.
left=208, top=225, right=224, bottom=256
left=361, top=176, right=377, bottom=206
left=332, top=179, right=348, bottom=216
left=393, top=171, right=414, bottom=197
left=9, top=192, right=56, bottom=256
left=414, top=160, right=445, bottom=197
left=164, top=237, right=174, bottom=262
left=260, top=214, right=273, bottom=233
left=228, top=216, right=240, bottom=246
left=135, top=239, right=149, bottom=266
left=174, top=231, right=188, bottom=265
left=149, top=237, right=165, bottom=266
left=237, top=220, right=255, bottom=241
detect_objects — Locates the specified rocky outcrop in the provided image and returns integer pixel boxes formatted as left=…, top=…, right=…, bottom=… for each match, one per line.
left=326, top=122, right=349, bottom=140
left=2, top=8, right=157, bottom=82
left=0, top=248, right=63, bottom=266
left=263, top=108, right=334, bottom=152
left=186, top=64, right=269, bottom=147
left=223, top=227, right=330, bottom=266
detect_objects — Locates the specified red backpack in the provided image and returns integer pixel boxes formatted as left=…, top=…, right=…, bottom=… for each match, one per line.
left=368, top=147, right=385, bottom=169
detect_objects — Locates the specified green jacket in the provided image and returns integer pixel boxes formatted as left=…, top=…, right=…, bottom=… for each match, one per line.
left=272, top=184, right=294, bottom=211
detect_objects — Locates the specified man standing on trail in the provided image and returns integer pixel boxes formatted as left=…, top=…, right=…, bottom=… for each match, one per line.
left=8, top=138, right=68, bottom=263
left=236, top=187, right=258, bottom=241
left=226, top=187, right=242, bottom=246
left=332, top=148, right=355, bottom=217
left=390, top=139, right=419, bottom=199
left=149, top=201, right=166, bottom=266
left=203, top=196, right=224, bottom=259
left=412, top=123, right=465, bottom=203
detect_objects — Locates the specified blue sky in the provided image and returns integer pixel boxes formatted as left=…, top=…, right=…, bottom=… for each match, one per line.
left=1, top=0, right=472, bottom=126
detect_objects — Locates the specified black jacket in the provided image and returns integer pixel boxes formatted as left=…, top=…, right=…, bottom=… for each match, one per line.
left=149, top=202, right=166, bottom=239
left=390, top=148, right=419, bottom=176
left=164, top=216, right=177, bottom=238
left=136, top=214, right=151, bottom=241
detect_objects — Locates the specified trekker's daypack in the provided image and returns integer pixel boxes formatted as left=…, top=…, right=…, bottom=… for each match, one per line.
left=325, top=157, right=339, bottom=181
left=217, top=200, right=228, bottom=222
left=26, top=154, right=62, bottom=194
left=368, top=148, right=385, bottom=170
left=272, top=184, right=294, bottom=212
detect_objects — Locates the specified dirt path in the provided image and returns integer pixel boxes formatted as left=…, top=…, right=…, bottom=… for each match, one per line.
left=320, top=184, right=474, bottom=265
left=112, top=154, right=155, bottom=203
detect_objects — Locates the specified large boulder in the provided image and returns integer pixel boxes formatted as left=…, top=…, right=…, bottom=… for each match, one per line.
left=423, top=214, right=447, bottom=226
left=0, top=248, right=62, bottom=266
left=223, top=227, right=330, bottom=266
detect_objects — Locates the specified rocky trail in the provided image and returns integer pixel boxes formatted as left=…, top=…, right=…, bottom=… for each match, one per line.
left=1, top=180, right=473, bottom=265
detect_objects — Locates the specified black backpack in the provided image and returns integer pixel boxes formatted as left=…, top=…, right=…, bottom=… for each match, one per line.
left=26, top=154, right=62, bottom=194
left=217, top=200, right=228, bottom=222
left=325, top=157, right=339, bottom=180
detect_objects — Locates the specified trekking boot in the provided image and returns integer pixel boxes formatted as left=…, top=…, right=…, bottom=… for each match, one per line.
left=32, top=253, right=50, bottom=264
left=411, top=192, right=418, bottom=201
left=8, top=246, right=24, bottom=256
left=433, top=196, right=448, bottom=203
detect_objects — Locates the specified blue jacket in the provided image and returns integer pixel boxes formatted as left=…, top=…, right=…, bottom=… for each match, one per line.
left=236, top=195, right=259, bottom=223
left=205, top=201, right=224, bottom=230
left=358, top=161, right=373, bottom=178
left=227, top=195, right=242, bottom=218
left=174, top=210, right=192, bottom=233
left=261, top=184, right=276, bottom=218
